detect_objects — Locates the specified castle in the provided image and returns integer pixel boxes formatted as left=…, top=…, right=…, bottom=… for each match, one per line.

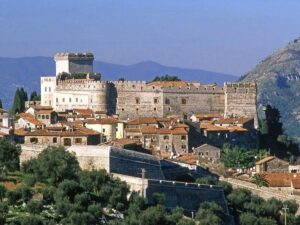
left=41, top=52, right=258, bottom=125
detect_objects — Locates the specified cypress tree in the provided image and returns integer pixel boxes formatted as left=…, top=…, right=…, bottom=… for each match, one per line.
left=0, top=99, right=2, bottom=109
left=11, top=88, right=23, bottom=114
left=30, top=91, right=40, bottom=101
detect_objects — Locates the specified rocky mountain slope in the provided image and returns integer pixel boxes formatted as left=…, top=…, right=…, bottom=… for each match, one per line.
left=0, top=57, right=236, bottom=109
left=240, top=37, right=300, bottom=140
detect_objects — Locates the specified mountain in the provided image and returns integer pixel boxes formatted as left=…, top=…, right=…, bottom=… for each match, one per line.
left=0, top=57, right=237, bottom=109
left=240, top=37, right=300, bottom=140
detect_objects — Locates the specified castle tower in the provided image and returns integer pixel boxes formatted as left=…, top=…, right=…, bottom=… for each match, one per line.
left=224, top=81, right=258, bottom=128
left=54, top=52, right=94, bottom=75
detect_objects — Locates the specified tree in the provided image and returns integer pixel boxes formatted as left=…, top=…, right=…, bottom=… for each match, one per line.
left=152, top=75, right=181, bottom=82
left=0, top=138, right=21, bottom=171
left=0, top=99, right=2, bottom=108
left=118, top=78, right=125, bottom=82
left=196, top=176, right=218, bottom=185
left=11, top=88, right=28, bottom=114
left=195, top=202, right=225, bottom=225
left=0, top=185, right=6, bottom=202
left=239, top=212, right=257, bottom=225
left=30, top=91, right=41, bottom=101
left=251, top=173, right=269, bottom=188
left=23, top=146, right=80, bottom=185
left=26, top=200, right=43, bottom=214
left=0, top=202, right=8, bottom=225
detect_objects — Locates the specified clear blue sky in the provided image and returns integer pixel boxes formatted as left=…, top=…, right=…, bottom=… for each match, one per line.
left=1, top=0, right=300, bottom=75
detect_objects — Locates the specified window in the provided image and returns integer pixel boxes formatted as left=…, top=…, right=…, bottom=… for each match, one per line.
left=135, top=98, right=140, bottom=104
left=69, top=98, right=72, bottom=103
left=91, top=98, right=93, bottom=103
left=49, top=87, right=51, bottom=92
left=53, top=137, right=57, bottom=143
left=154, top=98, right=158, bottom=104
left=122, top=108, right=124, bottom=111
left=165, top=145, right=169, bottom=150
left=181, top=145, right=186, bottom=149
left=165, top=98, right=170, bottom=104
left=181, top=98, right=187, bottom=104
left=30, top=138, right=38, bottom=143
left=136, top=108, right=139, bottom=113
left=56, top=98, right=58, bottom=103
left=181, top=135, right=186, bottom=140
left=63, top=138, right=71, bottom=146
left=154, top=107, right=157, bottom=111
left=76, top=98, right=78, bottom=102
left=46, top=115, right=49, bottom=119
left=163, top=135, right=169, bottom=140
left=62, top=98, right=65, bottom=103
left=102, top=128, right=106, bottom=133
left=45, top=87, right=47, bottom=92
left=42, top=115, right=45, bottom=119
left=168, top=107, right=171, bottom=111
left=75, top=138, right=82, bottom=144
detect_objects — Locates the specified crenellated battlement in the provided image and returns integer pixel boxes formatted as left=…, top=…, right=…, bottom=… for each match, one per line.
left=56, top=79, right=108, bottom=91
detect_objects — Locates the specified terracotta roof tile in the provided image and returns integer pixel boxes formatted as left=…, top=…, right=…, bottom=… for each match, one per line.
left=85, top=118, right=119, bottom=124
left=192, top=113, right=222, bottom=119
left=126, top=117, right=158, bottom=125
left=215, top=117, right=254, bottom=125
left=19, top=114, right=45, bottom=126
left=14, top=128, right=29, bottom=136
left=173, top=153, right=198, bottom=165
left=261, top=172, right=300, bottom=189
left=25, top=127, right=100, bottom=137
left=141, top=126, right=188, bottom=135
left=73, top=108, right=94, bottom=116
left=112, top=138, right=139, bottom=145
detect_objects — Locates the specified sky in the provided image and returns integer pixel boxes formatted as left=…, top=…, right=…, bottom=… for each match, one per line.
left=1, top=0, right=300, bottom=76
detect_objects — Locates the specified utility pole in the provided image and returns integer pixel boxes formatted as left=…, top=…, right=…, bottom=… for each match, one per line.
left=282, top=205, right=288, bottom=225
left=141, top=168, right=146, bottom=198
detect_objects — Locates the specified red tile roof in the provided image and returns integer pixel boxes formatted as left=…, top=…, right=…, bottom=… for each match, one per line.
left=192, top=113, right=222, bottom=119
left=261, top=172, right=300, bottom=189
left=73, top=108, right=94, bottom=116
left=25, top=127, right=100, bottom=137
left=141, top=126, right=188, bottom=135
left=126, top=117, right=158, bottom=125
left=85, top=118, right=119, bottom=124
left=19, top=113, right=45, bottom=126
left=215, top=117, right=254, bottom=125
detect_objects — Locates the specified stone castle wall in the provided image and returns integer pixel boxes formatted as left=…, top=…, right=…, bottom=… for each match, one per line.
left=41, top=78, right=257, bottom=121
left=54, top=79, right=108, bottom=112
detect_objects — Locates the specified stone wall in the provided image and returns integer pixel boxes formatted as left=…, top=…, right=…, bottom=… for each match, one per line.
left=54, top=79, right=108, bottom=112
left=224, top=82, right=258, bottom=127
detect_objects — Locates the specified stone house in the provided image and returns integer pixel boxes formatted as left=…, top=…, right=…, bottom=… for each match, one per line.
left=193, top=144, right=221, bottom=163
left=214, top=117, right=254, bottom=130
left=140, top=126, right=189, bottom=157
left=24, top=126, right=101, bottom=146
left=16, top=113, right=45, bottom=131
left=200, top=119, right=257, bottom=148
left=84, top=117, right=124, bottom=142
left=255, top=156, right=289, bottom=173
